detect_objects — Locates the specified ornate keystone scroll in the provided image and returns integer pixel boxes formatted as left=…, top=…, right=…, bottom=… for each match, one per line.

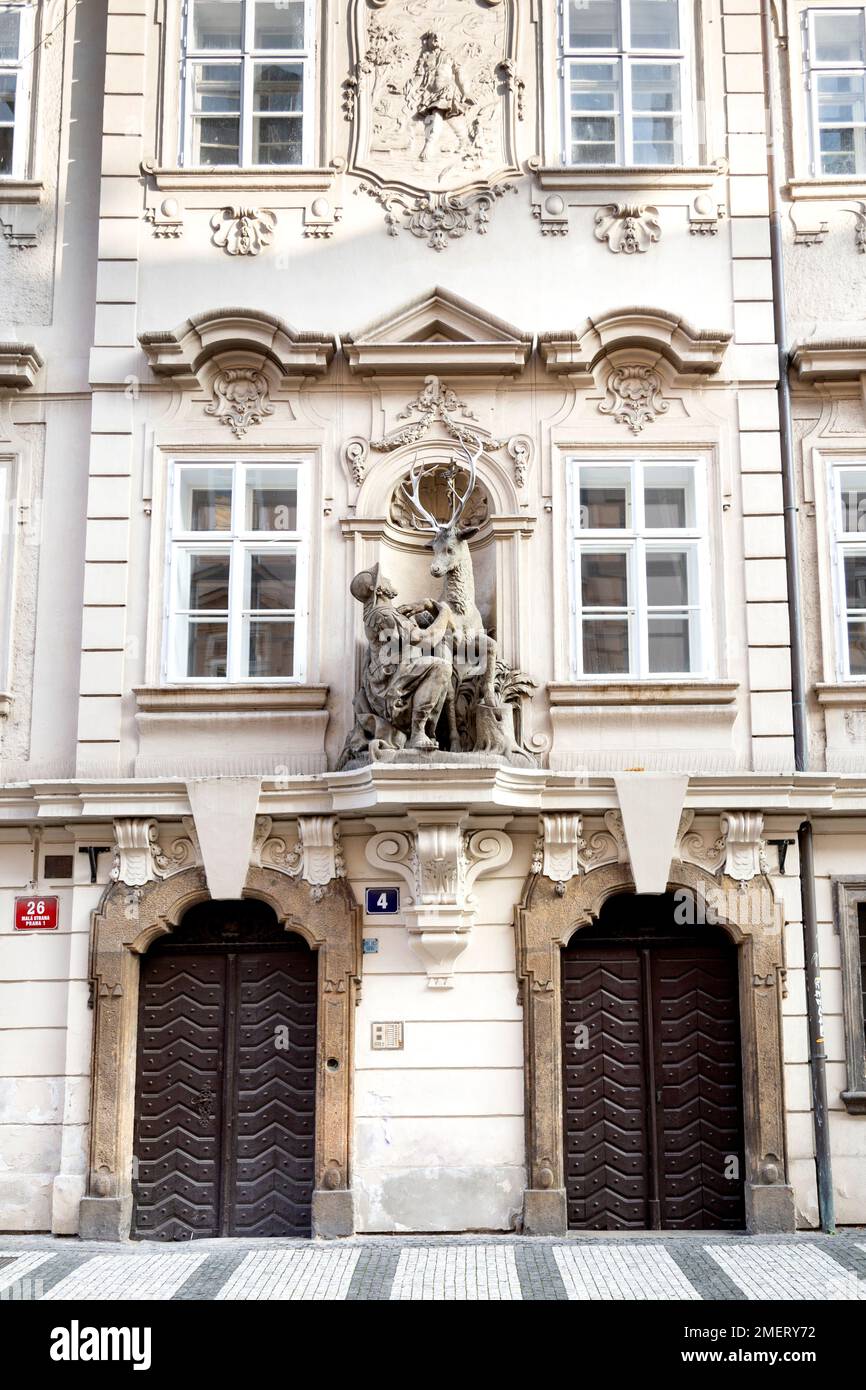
left=720, top=812, right=768, bottom=885
left=111, top=818, right=200, bottom=887
left=366, top=815, right=512, bottom=986
left=594, top=203, right=661, bottom=254
left=253, top=816, right=346, bottom=902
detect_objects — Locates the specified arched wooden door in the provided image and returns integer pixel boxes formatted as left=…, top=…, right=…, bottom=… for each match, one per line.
left=561, top=893, right=745, bottom=1231
left=132, top=899, right=317, bottom=1239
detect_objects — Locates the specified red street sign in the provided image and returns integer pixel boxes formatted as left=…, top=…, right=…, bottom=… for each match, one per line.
left=14, top=896, right=59, bottom=930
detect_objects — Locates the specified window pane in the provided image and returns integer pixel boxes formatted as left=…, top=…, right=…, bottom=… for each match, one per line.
left=191, top=62, right=241, bottom=162
left=0, top=70, right=16, bottom=122
left=178, top=467, right=233, bottom=530
left=253, top=62, right=303, bottom=163
left=254, top=0, right=305, bottom=50
left=0, top=125, right=11, bottom=175
left=817, top=74, right=866, bottom=173
left=632, top=63, right=681, bottom=163
left=188, top=554, right=231, bottom=610
left=583, top=618, right=630, bottom=674
left=630, top=0, right=679, bottom=49
left=646, top=550, right=689, bottom=606
left=570, top=62, right=620, bottom=162
left=579, top=466, right=630, bottom=528
left=817, top=73, right=866, bottom=123
left=839, top=469, right=866, bottom=533
left=0, top=8, right=20, bottom=61
left=186, top=620, right=228, bottom=678
left=191, top=0, right=242, bottom=50
left=581, top=552, right=629, bottom=608
left=192, top=62, right=241, bottom=112
left=813, top=11, right=865, bottom=64
left=848, top=621, right=866, bottom=675
left=845, top=552, right=866, bottom=609
left=648, top=616, right=690, bottom=671
left=644, top=466, right=695, bottom=526
left=246, top=552, right=296, bottom=610
left=245, top=466, right=298, bottom=530
left=246, top=619, right=295, bottom=677
left=569, top=0, right=620, bottom=48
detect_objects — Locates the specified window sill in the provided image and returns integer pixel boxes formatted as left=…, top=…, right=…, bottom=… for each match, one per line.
left=786, top=177, right=866, bottom=201
left=134, top=684, right=328, bottom=713
left=548, top=681, right=738, bottom=707
left=0, top=179, right=42, bottom=204
left=142, top=161, right=341, bottom=193
left=841, top=1090, right=866, bottom=1115
left=529, top=161, right=723, bottom=192
left=815, top=683, right=866, bottom=706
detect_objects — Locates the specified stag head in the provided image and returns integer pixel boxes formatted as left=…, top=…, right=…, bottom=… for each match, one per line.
left=400, top=438, right=483, bottom=577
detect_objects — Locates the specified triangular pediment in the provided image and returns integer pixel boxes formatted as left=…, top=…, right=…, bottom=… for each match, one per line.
left=344, top=288, right=532, bottom=375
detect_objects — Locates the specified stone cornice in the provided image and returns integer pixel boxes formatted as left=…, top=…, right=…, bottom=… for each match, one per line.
left=791, top=340, right=866, bottom=383
left=344, top=287, right=533, bottom=377
left=541, top=307, right=731, bottom=378
left=815, top=682, right=866, bottom=705
left=0, top=342, right=43, bottom=391
left=139, top=307, right=336, bottom=383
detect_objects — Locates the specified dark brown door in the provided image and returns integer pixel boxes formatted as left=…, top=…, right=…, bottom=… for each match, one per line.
left=132, top=901, right=317, bottom=1239
left=562, top=894, right=745, bottom=1231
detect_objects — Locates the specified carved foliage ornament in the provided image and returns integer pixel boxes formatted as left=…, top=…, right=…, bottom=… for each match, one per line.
left=210, top=206, right=276, bottom=256
left=205, top=368, right=274, bottom=439
left=599, top=365, right=668, bottom=434
left=369, top=375, right=503, bottom=453
left=594, top=204, right=661, bottom=255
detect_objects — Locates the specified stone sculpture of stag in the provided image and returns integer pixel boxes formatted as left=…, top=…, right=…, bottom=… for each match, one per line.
left=399, top=438, right=498, bottom=752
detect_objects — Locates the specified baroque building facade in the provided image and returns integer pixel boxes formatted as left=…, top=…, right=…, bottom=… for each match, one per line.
left=0, top=0, right=864, bottom=1239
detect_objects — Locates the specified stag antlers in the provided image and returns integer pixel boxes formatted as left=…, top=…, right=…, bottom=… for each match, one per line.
left=400, top=435, right=483, bottom=533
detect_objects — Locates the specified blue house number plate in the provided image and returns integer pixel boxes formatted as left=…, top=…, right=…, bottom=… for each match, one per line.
left=366, top=887, right=400, bottom=914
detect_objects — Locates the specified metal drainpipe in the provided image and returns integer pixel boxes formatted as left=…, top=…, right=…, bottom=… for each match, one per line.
left=759, top=1, right=835, bottom=1231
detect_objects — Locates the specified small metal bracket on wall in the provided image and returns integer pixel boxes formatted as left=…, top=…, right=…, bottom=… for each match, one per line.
left=79, top=846, right=112, bottom=884
left=768, top=838, right=796, bottom=875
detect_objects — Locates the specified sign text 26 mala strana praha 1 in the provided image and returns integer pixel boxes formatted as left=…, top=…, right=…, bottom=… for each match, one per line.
left=14, top=896, right=59, bottom=930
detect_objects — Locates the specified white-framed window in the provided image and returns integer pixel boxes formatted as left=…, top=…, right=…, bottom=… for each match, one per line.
left=0, top=3, right=35, bottom=178
left=165, top=459, right=309, bottom=682
left=180, top=0, right=314, bottom=167
left=566, top=456, right=710, bottom=678
left=830, top=461, right=866, bottom=677
left=560, top=0, right=690, bottom=166
left=804, top=7, right=866, bottom=175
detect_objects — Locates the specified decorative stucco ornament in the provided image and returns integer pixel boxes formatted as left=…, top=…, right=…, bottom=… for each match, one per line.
left=210, top=206, right=276, bottom=256
left=720, top=812, right=769, bottom=885
left=338, top=441, right=536, bottom=769
left=366, top=815, right=512, bottom=986
left=594, top=203, right=661, bottom=254
left=111, top=817, right=201, bottom=887
left=370, top=375, right=502, bottom=453
left=599, top=365, right=669, bottom=434
left=345, top=0, right=521, bottom=243
left=253, top=815, right=346, bottom=902
left=205, top=369, right=274, bottom=439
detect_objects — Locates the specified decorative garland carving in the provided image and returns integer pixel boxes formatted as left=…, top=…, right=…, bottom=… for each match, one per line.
left=210, top=206, right=276, bottom=256
left=594, top=203, right=661, bottom=254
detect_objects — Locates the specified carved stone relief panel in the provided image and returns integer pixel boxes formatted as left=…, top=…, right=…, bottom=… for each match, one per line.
left=345, top=0, right=521, bottom=244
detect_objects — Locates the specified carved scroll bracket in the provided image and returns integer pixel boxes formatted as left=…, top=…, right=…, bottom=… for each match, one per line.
left=720, top=811, right=769, bottom=885
left=530, top=814, right=585, bottom=892
left=366, top=814, right=512, bottom=987
left=253, top=815, right=346, bottom=902
left=111, top=818, right=201, bottom=887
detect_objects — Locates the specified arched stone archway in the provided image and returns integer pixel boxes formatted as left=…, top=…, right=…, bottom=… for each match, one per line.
left=79, top=865, right=362, bottom=1240
left=515, top=859, right=796, bottom=1235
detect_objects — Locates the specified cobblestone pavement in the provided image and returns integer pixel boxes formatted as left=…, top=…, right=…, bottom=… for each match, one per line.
left=0, top=1233, right=864, bottom=1302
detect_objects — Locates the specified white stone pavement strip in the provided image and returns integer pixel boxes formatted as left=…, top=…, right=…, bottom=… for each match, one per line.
left=390, top=1246, right=522, bottom=1301
left=552, top=1245, right=702, bottom=1301
left=216, top=1249, right=360, bottom=1301
left=0, top=1252, right=54, bottom=1293
left=705, top=1244, right=866, bottom=1300
left=42, top=1253, right=206, bottom=1302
